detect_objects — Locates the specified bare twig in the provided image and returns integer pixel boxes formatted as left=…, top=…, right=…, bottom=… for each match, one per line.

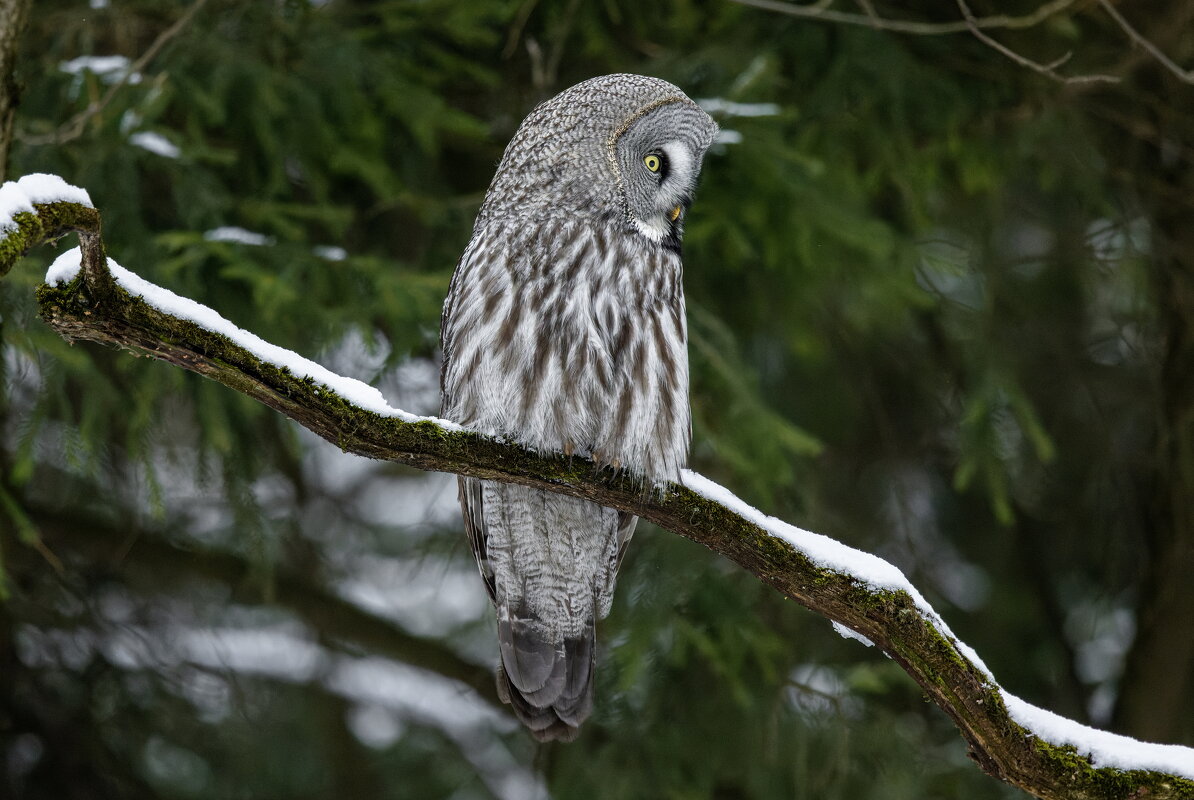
left=852, top=0, right=881, bottom=30
left=20, top=0, right=210, bottom=146
left=954, top=0, right=1118, bottom=85
left=728, top=0, right=1080, bottom=36
left=502, top=0, right=542, bottom=59
left=732, top=0, right=1194, bottom=86
left=544, top=0, right=583, bottom=93
left=1098, top=0, right=1194, bottom=84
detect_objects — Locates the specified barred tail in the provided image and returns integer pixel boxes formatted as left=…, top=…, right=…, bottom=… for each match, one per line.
left=495, top=602, right=595, bottom=742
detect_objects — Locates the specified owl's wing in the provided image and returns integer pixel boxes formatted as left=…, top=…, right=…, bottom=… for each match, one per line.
left=612, top=511, right=638, bottom=576
left=457, top=476, right=496, bottom=602
left=461, top=478, right=636, bottom=607
left=592, top=510, right=638, bottom=620
left=456, top=477, right=494, bottom=601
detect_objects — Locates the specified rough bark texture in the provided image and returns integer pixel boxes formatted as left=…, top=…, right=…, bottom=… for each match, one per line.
left=3, top=202, right=1194, bottom=799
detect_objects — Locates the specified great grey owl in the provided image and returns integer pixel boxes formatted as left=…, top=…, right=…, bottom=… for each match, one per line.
left=440, top=74, right=717, bottom=741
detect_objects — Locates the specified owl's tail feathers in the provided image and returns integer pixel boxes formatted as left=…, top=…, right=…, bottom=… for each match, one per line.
left=496, top=606, right=595, bottom=742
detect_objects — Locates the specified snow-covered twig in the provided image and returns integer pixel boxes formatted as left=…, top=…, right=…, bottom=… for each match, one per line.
left=725, top=0, right=1082, bottom=36
left=3, top=177, right=1194, bottom=799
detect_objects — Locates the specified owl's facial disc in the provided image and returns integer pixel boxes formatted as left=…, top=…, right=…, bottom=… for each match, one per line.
left=629, top=139, right=696, bottom=244
left=613, top=101, right=716, bottom=250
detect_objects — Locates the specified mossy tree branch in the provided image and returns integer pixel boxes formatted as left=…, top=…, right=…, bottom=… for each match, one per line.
left=0, top=201, right=103, bottom=280
left=4, top=201, right=1193, bottom=799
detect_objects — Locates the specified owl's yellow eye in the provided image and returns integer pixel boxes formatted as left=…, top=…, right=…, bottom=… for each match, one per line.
left=643, top=154, right=661, bottom=173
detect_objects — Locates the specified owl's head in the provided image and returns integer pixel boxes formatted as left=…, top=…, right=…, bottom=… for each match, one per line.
left=479, top=74, right=718, bottom=250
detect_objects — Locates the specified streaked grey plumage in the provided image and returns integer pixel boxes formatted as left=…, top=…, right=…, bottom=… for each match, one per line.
left=440, top=74, right=716, bottom=741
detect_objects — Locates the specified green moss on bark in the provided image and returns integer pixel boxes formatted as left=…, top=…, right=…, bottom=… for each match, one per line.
left=0, top=202, right=100, bottom=277
left=1032, top=738, right=1194, bottom=799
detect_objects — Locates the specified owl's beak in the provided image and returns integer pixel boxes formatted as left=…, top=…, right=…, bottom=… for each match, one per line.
left=669, top=205, right=682, bottom=222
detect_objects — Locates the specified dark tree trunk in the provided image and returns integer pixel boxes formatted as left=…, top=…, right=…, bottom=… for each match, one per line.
left=1110, top=8, right=1194, bottom=743
left=1114, top=159, right=1194, bottom=746
left=0, top=0, right=31, bottom=180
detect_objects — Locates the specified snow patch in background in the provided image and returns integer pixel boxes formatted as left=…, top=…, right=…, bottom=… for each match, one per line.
left=330, top=657, right=540, bottom=800
left=697, top=98, right=779, bottom=147
left=59, top=54, right=141, bottom=84
left=347, top=705, right=405, bottom=749
left=786, top=663, right=859, bottom=717
left=697, top=98, right=781, bottom=117
left=313, top=244, right=348, bottom=261
left=337, top=556, right=489, bottom=636
left=183, top=625, right=325, bottom=682
left=179, top=623, right=534, bottom=797
left=203, top=226, right=274, bottom=246
left=130, top=131, right=181, bottom=159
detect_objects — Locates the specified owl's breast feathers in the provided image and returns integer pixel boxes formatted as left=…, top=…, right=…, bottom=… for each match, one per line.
left=441, top=218, right=690, bottom=481
left=439, top=73, right=710, bottom=743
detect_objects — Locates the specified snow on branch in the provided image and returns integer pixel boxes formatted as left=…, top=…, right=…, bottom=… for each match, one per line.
left=3, top=176, right=1194, bottom=799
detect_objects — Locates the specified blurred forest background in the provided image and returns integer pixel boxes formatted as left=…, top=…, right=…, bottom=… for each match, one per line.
left=1, top=0, right=1192, bottom=797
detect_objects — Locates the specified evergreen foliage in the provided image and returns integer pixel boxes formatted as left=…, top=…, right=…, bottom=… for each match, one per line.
left=2, top=1, right=1191, bottom=797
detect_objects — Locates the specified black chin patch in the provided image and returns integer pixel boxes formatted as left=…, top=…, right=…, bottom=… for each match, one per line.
left=662, top=199, right=690, bottom=254
left=662, top=222, right=682, bottom=255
